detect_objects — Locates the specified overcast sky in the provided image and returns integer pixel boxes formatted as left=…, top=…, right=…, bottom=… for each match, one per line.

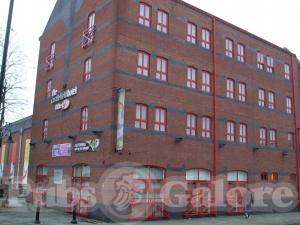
left=0, top=0, right=299, bottom=123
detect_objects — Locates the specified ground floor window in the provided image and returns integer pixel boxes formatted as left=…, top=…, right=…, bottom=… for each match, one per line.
left=35, top=165, right=49, bottom=207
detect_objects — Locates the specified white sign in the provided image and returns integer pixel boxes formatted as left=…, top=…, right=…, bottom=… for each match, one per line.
left=53, top=169, right=63, bottom=184
left=51, top=86, right=78, bottom=104
left=55, top=99, right=71, bottom=111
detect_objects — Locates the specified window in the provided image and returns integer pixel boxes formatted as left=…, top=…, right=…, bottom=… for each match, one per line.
left=225, top=38, right=233, bottom=58
left=268, top=91, right=275, bottom=110
left=259, top=127, right=267, bottom=146
left=201, top=71, right=211, bottom=93
left=284, top=64, right=290, bottom=80
left=238, top=82, right=246, bottom=102
left=239, top=123, right=247, bottom=144
left=135, top=104, right=148, bottom=129
left=46, top=80, right=52, bottom=98
left=286, top=97, right=292, bottom=114
left=36, top=165, right=49, bottom=185
left=266, top=56, right=274, bottom=73
left=261, top=172, right=268, bottom=181
left=83, top=58, right=92, bottom=81
left=227, top=171, right=247, bottom=182
left=226, top=79, right=235, bottom=99
left=257, top=51, right=264, bottom=70
left=186, top=113, right=197, bottom=136
left=187, top=67, right=197, bottom=89
left=137, top=51, right=150, bottom=77
left=288, top=133, right=294, bottom=150
left=82, top=12, right=96, bottom=48
left=157, top=10, right=168, bottom=33
left=88, top=12, right=95, bottom=29
left=270, top=172, right=278, bottom=182
left=186, top=169, right=211, bottom=181
left=237, top=43, right=245, bottom=62
left=80, top=106, right=88, bottom=131
left=226, top=121, right=235, bottom=142
left=139, top=3, right=151, bottom=27
left=201, top=116, right=211, bottom=139
left=156, top=57, right=167, bottom=81
left=187, top=22, right=196, bottom=44
left=269, top=129, right=277, bottom=147
left=154, top=108, right=167, bottom=132
left=42, top=119, right=48, bottom=140
left=46, top=42, right=55, bottom=70
left=258, top=88, right=266, bottom=107
left=201, top=29, right=210, bottom=49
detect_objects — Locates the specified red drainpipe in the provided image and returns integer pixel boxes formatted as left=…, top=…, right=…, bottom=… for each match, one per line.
left=291, top=54, right=300, bottom=208
left=212, top=16, right=218, bottom=217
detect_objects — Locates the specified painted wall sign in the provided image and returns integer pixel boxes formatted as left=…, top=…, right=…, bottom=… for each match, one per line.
left=9, top=143, right=17, bottom=180
left=116, top=88, right=125, bottom=151
left=22, top=139, right=31, bottom=184
left=74, top=139, right=100, bottom=153
left=52, top=143, right=71, bottom=157
left=54, top=99, right=71, bottom=111
left=53, top=169, right=63, bottom=184
left=0, top=144, right=6, bottom=177
left=51, top=86, right=78, bottom=104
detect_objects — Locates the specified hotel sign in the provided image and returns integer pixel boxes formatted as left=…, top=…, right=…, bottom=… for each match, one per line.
left=51, top=86, right=78, bottom=104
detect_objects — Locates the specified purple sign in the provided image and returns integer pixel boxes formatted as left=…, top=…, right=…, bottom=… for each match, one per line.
left=52, top=143, right=71, bottom=157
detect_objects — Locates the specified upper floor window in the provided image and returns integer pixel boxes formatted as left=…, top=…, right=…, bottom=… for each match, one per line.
left=268, top=91, right=275, bottom=110
left=266, top=56, right=274, bottom=73
left=226, top=121, right=235, bottom=142
left=257, top=51, right=264, bottom=70
left=237, top=43, right=245, bottom=63
left=259, top=127, right=267, bottom=146
left=225, top=38, right=233, bottom=58
left=186, top=113, right=197, bottom=136
left=80, top=106, right=88, bottom=131
left=284, top=64, right=290, bottom=80
left=269, top=129, right=277, bottom=147
left=288, top=132, right=294, bottom=150
left=201, top=71, right=211, bottom=93
left=42, top=119, right=48, bottom=140
left=187, top=66, right=197, bottom=89
left=156, top=57, right=168, bottom=81
left=157, top=10, right=168, bottom=33
left=82, top=12, right=96, bottom=48
left=83, top=58, right=92, bottom=82
left=139, top=3, right=151, bottom=27
left=137, top=51, right=150, bottom=77
left=187, top=22, right=196, bottom=44
left=286, top=97, right=293, bottom=114
left=154, top=107, right=167, bottom=132
left=239, top=123, right=247, bottom=144
left=201, top=28, right=210, bottom=49
left=258, top=88, right=266, bottom=107
left=238, top=82, right=246, bottom=102
left=46, top=80, right=52, bottom=98
left=46, top=42, right=55, bottom=71
left=135, top=104, right=148, bottom=129
left=201, top=116, right=211, bottom=139
left=226, top=79, right=235, bottom=99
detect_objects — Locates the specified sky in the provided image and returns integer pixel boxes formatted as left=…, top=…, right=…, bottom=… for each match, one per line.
left=0, top=0, right=299, bottom=123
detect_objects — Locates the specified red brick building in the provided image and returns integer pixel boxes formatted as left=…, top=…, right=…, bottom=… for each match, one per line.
left=28, top=0, right=300, bottom=221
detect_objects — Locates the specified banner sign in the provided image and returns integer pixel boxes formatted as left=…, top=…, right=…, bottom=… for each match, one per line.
left=52, top=143, right=71, bottom=157
left=22, top=139, right=31, bottom=184
left=116, top=88, right=125, bottom=151
left=9, top=143, right=17, bottom=179
left=0, top=144, right=6, bottom=177
left=51, top=86, right=77, bottom=104
left=74, top=139, right=100, bottom=153
left=53, top=169, right=63, bottom=184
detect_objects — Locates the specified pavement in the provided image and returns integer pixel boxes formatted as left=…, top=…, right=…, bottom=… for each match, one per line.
left=1, top=204, right=300, bottom=225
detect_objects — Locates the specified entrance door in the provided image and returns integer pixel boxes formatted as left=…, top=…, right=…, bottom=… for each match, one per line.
left=35, top=165, right=48, bottom=207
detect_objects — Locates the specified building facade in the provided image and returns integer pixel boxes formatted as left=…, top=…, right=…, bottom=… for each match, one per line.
left=28, top=0, right=300, bottom=221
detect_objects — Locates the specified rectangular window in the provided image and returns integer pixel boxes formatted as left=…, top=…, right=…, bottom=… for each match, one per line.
left=201, top=29, right=210, bottom=49
left=288, top=132, right=294, bottom=150
left=226, top=121, right=235, bottom=142
left=157, top=10, right=168, bottom=33
left=261, top=172, right=268, bottom=181
left=271, top=172, right=278, bottom=182
left=139, top=3, right=151, bottom=27
left=186, top=113, right=197, bottom=136
left=266, top=56, right=274, bottom=73
left=46, top=42, right=55, bottom=70
left=268, top=91, right=275, bottom=110
left=258, top=88, right=266, bottom=107
left=137, top=51, right=150, bottom=77
left=156, top=57, right=167, bottom=81
left=237, top=43, right=245, bottom=62
left=80, top=106, right=88, bottom=131
left=46, top=80, right=52, bottom=98
left=239, top=123, right=247, bottom=143
left=84, top=58, right=92, bottom=81
left=286, top=97, right=292, bottom=114
left=187, top=67, right=197, bottom=89
left=257, top=51, right=264, bottom=70
left=88, top=12, right=95, bottom=29
left=238, top=82, right=246, bottom=102
left=201, top=116, right=211, bottom=139
left=284, top=64, right=290, bottom=80
left=201, top=71, right=211, bottom=93
left=260, top=127, right=267, bottom=146
left=269, top=129, right=277, bottom=147
left=42, top=119, right=48, bottom=140
left=82, top=12, right=96, bottom=48
left=187, top=22, right=196, bottom=44
left=225, top=38, right=233, bottom=58
left=226, top=79, right=235, bottom=99
left=154, top=108, right=167, bottom=132
left=135, top=104, right=148, bottom=129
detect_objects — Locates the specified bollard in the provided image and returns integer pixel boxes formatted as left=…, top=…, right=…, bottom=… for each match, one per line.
left=71, top=204, right=78, bottom=224
left=34, top=201, right=41, bottom=224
